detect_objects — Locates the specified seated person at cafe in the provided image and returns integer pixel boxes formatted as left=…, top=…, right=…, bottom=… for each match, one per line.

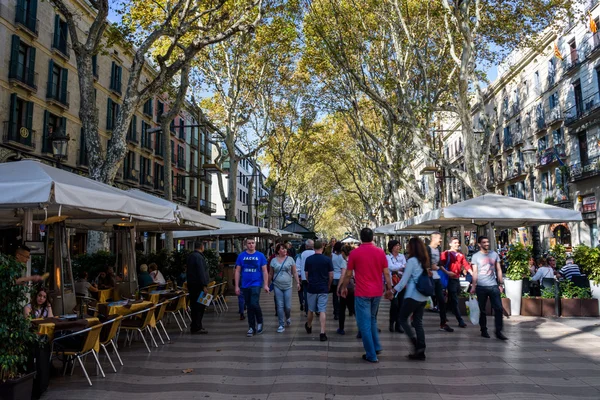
left=24, top=287, right=54, bottom=318
left=149, top=263, right=166, bottom=286
left=531, top=257, right=556, bottom=282
left=96, top=268, right=115, bottom=289
left=75, top=271, right=99, bottom=297
left=14, top=245, right=45, bottom=285
left=138, top=264, right=154, bottom=288
left=559, top=258, right=582, bottom=281
left=107, top=266, right=123, bottom=283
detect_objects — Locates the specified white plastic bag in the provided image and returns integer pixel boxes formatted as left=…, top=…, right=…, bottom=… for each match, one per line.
left=467, top=296, right=479, bottom=325
left=425, top=297, right=433, bottom=310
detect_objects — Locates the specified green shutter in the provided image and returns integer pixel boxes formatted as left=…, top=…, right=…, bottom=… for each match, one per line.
left=117, top=66, right=122, bottom=92
left=106, top=98, right=113, bottom=130
left=8, top=94, right=18, bottom=140
left=60, top=67, right=68, bottom=104
left=132, top=115, right=137, bottom=141
left=53, top=15, right=60, bottom=49
left=27, top=47, right=36, bottom=87
left=42, top=110, right=49, bottom=152
left=110, top=61, right=115, bottom=89
left=47, top=59, right=54, bottom=97
left=16, top=0, right=24, bottom=21
left=29, top=0, right=38, bottom=30
left=10, top=35, right=20, bottom=79
left=61, top=117, right=67, bottom=137
left=25, top=100, right=33, bottom=147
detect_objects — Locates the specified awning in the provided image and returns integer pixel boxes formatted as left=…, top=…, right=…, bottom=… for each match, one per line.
left=374, top=223, right=437, bottom=236
left=174, top=219, right=280, bottom=239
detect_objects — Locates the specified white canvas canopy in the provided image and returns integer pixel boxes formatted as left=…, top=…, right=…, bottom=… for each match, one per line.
left=374, top=223, right=437, bottom=236
left=340, top=236, right=360, bottom=243
left=277, top=229, right=302, bottom=239
left=174, top=219, right=280, bottom=239
left=127, top=189, right=220, bottom=230
left=0, top=160, right=178, bottom=228
left=397, top=194, right=582, bottom=231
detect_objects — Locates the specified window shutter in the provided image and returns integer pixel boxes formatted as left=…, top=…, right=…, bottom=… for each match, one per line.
left=61, top=117, right=67, bottom=137
left=110, top=61, right=115, bottom=89
left=115, top=102, right=120, bottom=127
left=132, top=115, right=137, bottom=140
left=60, top=67, right=68, bottom=104
left=47, top=59, right=54, bottom=97
left=53, top=15, right=60, bottom=48
left=8, top=94, right=18, bottom=140
left=27, top=47, right=36, bottom=86
left=25, top=100, right=34, bottom=146
left=117, top=66, right=122, bottom=91
left=42, top=110, right=49, bottom=153
left=106, top=98, right=113, bottom=130
left=29, top=0, right=38, bottom=27
left=10, top=35, right=20, bottom=78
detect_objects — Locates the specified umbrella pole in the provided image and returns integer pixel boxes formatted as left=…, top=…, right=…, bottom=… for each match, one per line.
left=460, top=225, right=467, bottom=255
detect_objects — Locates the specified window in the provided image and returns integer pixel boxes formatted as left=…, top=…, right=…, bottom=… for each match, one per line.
left=143, top=98, right=153, bottom=117
left=534, top=71, right=540, bottom=91
left=140, top=156, right=152, bottom=185
left=78, top=128, right=88, bottom=166
left=573, top=80, right=583, bottom=116
left=154, top=163, right=164, bottom=190
left=46, top=60, right=68, bottom=106
left=503, top=126, right=512, bottom=147
left=538, top=135, right=548, bottom=152
left=92, top=54, right=98, bottom=78
left=106, top=98, right=120, bottom=130
left=42, top=110, right=66, bottom=153
left=109, top=62, right=122, bottom=95
left=549, top=92, right=558, bottom=111
left=569, top=39, right=578, bottom=63
left=171, top=140, right=175, bottom=165
left=541, top=171, right=553, bottom=199
left=7, top=93, right=34, bottom=148
left=548, top=59, right=556, bottom=86
left=52, top=15, right=68, bottom=57
left=177, top=145, right=185, bottom=168
left=127, top=115, right=137, bottom=143
left=157, top=101, right=164, bottom=120
left=154, top=128, right=164, bottom=156
left=15, top=0, right=38, bottom=34
left=123, top=151, right=137, bottom=179
left=9, top=35, right=36, bottom=89
left=578, top=132, right=590, bottom=166
left=552, top=128, right=564, bottom=145
left=595, top=18, right=600, bottom=47
left=179, top=119, right=185, bottom=140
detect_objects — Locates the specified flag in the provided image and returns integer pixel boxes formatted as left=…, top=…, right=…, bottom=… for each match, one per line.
left=590, top=12, right=598, bottom=34
left=553, top=42, right=563, bottom=61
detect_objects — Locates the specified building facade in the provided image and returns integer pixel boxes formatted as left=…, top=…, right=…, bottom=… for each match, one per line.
left=0, top=0, right=214, bottom=250
left=442, top=0, right=600, bottom=249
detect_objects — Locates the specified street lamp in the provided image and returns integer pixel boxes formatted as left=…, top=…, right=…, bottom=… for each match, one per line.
left=522, top=140, right=541, bottom=259
left=49, top=127, right=70, bottom=169
left=223, top=198, right=231, bottom=212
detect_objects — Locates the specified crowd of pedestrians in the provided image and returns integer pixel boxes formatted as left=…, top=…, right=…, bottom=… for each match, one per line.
left=221, top=229, right=511, bottom=363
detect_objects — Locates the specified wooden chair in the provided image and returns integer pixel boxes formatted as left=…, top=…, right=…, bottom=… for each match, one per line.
left=98, top=315, right=124, bottom=372
left=52, top=324, right=105, bottom=386
left=119, top=305, right=158, bottom=353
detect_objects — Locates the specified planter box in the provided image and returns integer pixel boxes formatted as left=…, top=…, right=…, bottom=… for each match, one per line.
left=561, top=298, right=582, bottom=317
left=590, top=281, right=600, bottom=315
left=581, top=299, right=599, bottom=317
left=0, top=372, right=35, bottom=400
left=484, top=298, right=512, bottom=317
left=541, top=298, right=557, bottom=317
left=521, top=298, right=542, bottom=316
left=505, top=279, right=523, bottom=316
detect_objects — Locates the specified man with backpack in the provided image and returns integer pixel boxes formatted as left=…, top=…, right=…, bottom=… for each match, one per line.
left=440, top=237, right=472, bottom=329
left=428, top=232, right=454, bottom=333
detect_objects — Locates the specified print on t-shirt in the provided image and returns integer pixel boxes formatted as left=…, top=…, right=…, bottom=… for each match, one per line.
left=236, top=251, right=268, bottom=288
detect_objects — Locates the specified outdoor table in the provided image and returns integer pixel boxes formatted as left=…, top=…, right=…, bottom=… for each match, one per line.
left=95, top=288, right=115, bottom=303
left=32, top=317, right=100, bottom=351
left=97, top=300, right=156, bottom=327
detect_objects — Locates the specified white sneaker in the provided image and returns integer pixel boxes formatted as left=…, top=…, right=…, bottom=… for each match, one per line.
left=257, top=323, right=264, bottom=334
left=286, top=318, right=292, bottom=326
left=277, top=326, right=285, bottom=333
left=247, top=328, right=254, bottom=337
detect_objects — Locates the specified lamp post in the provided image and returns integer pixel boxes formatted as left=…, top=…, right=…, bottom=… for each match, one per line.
left=522, top=140, right=541, bottom=259
left=49, top=127, right=70, bottom=169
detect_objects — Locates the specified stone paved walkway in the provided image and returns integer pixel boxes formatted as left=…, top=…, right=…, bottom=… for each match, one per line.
left=42, top=295, right=600, bottom=400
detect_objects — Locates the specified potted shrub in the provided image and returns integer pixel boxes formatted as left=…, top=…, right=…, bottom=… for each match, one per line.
left=540, top=286, right=557, bottom=317
left=0, top=254, right=40, bottom=399
left=458, top=290, right=469, bottom=316
left=573, top=244, right=600, bottom=315
left=560, top=281, right=582, bottom=317
left=520, top=293, right=542, bottom=316
left=505, top=243, right=531, bottom=316
left=549, top=244, right=567, bottom=272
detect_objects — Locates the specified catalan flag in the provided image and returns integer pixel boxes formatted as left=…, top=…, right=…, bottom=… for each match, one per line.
left=590, top=12, right=598, bottom=34
left=553, top=42, right=563, bottom=61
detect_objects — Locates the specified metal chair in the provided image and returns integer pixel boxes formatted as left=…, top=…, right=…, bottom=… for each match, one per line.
left=119, top=305, right=158, bottom=353
left=152, top=300, right=171, bottom=344
left=98, top=315, right=124, bottom=372
left=164, top=293, right=188, bottom=332
left=52, top=324, right=105, bottom=386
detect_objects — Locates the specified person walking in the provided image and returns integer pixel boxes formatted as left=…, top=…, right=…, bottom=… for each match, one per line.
left=336, top=244, right=355, bottom=335
left=235, top=238, right=269, bottom=337
left=186, top=241, right=210, bottom=334
left=331, top=242, right=345, bottom=321
left=470, top=236, right=508, bottom=341
left=304, top=240, right=333, bottom=341
left=269, top=243, right=300, bottom=333
left=295, top=243, right=306, bottom=311
left=440, top=237, right=471, bottom=328
left=386, top=240, right=406, bottom=333
left=428, top=232, right=453, bottom=333
left=393, top=237, right=431, bottom=360
left=296, top=240, right=315, bottom=317
left=340, top=228, right=392, bottom=363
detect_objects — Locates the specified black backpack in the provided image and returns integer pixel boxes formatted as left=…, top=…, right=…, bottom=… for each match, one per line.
left=415, top=264, right=434, bottom=297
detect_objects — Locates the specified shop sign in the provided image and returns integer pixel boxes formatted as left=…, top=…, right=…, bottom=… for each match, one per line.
left=583, top=196, right=597, bottom=212
left=583, top=212, right=597, bottom=220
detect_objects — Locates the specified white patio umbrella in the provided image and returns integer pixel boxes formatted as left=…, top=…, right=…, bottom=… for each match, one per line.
left=173, top=220, right=279, bottom=239
left=340, top=236, right=360, bottom=244
left=374, top=223, right=437, bottom=236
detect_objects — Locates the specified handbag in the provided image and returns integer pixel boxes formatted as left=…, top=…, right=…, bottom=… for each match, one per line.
left=269, top=256, right=288, bottom=292
left=438, top=252, right=451, bottom=289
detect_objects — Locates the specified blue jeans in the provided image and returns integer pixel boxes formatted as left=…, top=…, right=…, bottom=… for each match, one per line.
left=242, top=286, right=263, bottom=329
left=238, top=293, right=245, bottom=315
left=476, top=285, right=503, bottom=334
left=274, top=286, right=292, bottom=327
left=355, top=296, right=382, bottom=361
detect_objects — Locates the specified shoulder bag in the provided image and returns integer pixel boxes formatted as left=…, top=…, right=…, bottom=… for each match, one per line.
left=269, top=256, right=288, bottom=292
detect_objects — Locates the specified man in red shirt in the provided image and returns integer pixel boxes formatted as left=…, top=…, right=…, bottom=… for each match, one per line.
left=340, top=228, right=392, bottom=363
left=440, top=237, right=471, bottom=328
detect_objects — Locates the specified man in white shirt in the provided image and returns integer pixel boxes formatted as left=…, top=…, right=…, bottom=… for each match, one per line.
left=296, top=239, right=315, bottom=318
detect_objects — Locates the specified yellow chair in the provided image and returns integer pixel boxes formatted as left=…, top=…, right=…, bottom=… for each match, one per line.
left=120, top=305, right=158, bottom=353
left=52, top=324, right=105, bottom=386
left=99, top=315, right=124, bottom=372
left=165, top=293, right=188, bottom=332
left=152, top=300, right=171, bottom=344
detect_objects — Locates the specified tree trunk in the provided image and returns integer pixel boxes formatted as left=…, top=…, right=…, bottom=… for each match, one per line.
left=226, top=158, right=239, bottom=222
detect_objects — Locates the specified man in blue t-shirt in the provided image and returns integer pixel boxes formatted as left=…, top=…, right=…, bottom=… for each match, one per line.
left=304, top=240, right=333, bottom=341
left=235, top=238, right=269, bottom=337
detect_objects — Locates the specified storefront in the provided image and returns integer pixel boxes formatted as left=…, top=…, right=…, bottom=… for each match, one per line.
left=582, top=194, right=598, bottom=246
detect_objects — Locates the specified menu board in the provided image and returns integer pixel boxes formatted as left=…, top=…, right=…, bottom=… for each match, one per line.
left=583, top=196, right=597, bottom=212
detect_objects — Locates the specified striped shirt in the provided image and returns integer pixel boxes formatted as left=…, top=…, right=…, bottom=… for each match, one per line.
left=559, top=264, right=581, bottom=280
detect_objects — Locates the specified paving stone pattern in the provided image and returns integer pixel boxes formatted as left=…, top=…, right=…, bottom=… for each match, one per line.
left=42, top=295, right=600, bottom=400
